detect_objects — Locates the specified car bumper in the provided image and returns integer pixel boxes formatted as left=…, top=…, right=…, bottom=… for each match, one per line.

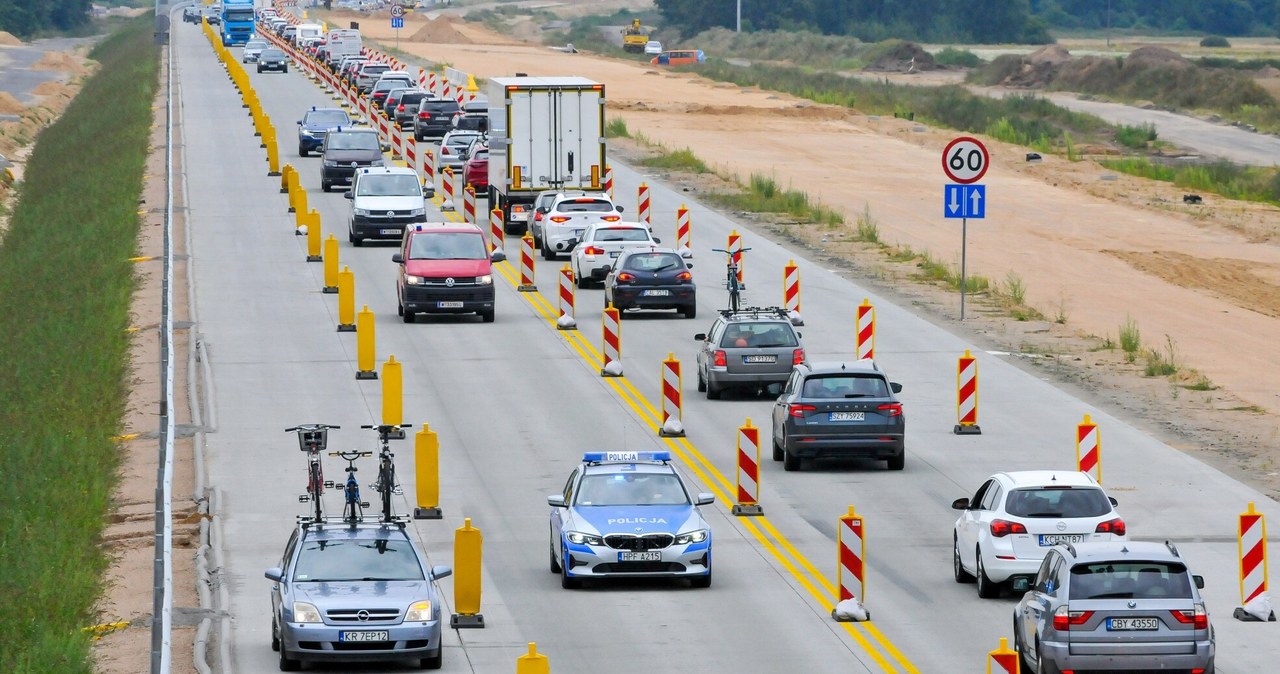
left=402, top=285, right=495, bottom=314
left=611, top=285, right=696, bottom=309
left=279, top=620, right=442, bottom=664
left=322, top=164, right=381, bottom=184
left=781, top=433, right=904, bottom=460
left=352, top=215, right=425, bottom=240
left=706, top=367, right=792, bottom=386
left=563, top=540, right=711, bottom=580
left=1040, top=639, right=1213, bottom=672
left=579, top=257, right=618, bottom=279
left=259, top=63, right=287, bottom=71
left=298, top=133, right=326, bottom=150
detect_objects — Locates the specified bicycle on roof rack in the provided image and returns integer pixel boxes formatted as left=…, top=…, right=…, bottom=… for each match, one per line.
left=711, top=245, right=752, bottom=313
left=363, top=423, right=411, bottom=522
left=286, top=424, right=340, bottom=522
left=328, top=449, right=372, bottom=524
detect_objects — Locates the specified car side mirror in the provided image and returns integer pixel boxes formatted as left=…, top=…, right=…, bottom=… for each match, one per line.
left=381, top=143, right=391, bottom=152
left=694, top=333, right=707, bottom=341
left=547, top=494, right=567, bottom=508
left=765, top=382, right=783, bottom=396
left=696, top=493, right=714, bottom=506
left=653, top=237, right=661, bottom=244
left=951, top=497, right=970, bottom=510
left=684, top=261, right=692, bottom=268
left=265, top=567, right=284, bottom=582
left=1011, top=577, right=1031, bottom=592
left=1193, top=575, right=1205, bottom=589
left=296, top=120, right=302, bottom=125
left=616, top=205, right=624, bottom=212
left=490, top=249, right=506, bottom=263
left=1108, top=496, right=1118, bottom=507
left=343, top=191, right=354, bottom=199
left=430, top=565, right=453, bottom=580
left=565, top=238, right=579, bottom=249
left=890, top=382, right=902, bottom=393
left=392, top=253, right=404, bottom=264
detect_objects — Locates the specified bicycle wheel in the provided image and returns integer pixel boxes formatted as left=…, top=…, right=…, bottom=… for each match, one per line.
left=379, top=460, right=395, bottom=521
left=309, top=459, right=323, bottom=521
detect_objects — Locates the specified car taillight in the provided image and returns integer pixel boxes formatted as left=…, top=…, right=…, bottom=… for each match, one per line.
left=1170, top=605, right=1209, bottom=630
left=584, top=246, right=604, bottom=256
left=418, top=111, right=430, bottom=118
left=616, top=272, right=635, bottom=282
left=550, top=216, right=570, bottom=223
left=1052, top=607, right=1094, bottom=631
left=676, top=271, right=692, bottom=283
left=788, top=403, right=815, bottom=418
left=990, top=519, right=1028, bottom=538
left=1095, top=517, right=1126, bottom=536
left=441, top=147, right=451, bottom=155
left=397, top=104, right=405, bottom=112
left=877, top=402, right=902, bottom=417
left=713, top=350, right=726, bottom=367
left=601, top=215, right=621, bottom=222
left=792, top=348, right=805, bottom=365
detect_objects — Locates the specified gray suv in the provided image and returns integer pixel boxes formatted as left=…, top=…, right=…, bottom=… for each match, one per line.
left=1013, top=541, right=1214, bottom=674
left=770, top=360, right=905, bottom=471
left=694, top=308, right=805, bottom=399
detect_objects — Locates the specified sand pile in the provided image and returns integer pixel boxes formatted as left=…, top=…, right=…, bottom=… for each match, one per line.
left=1126, top=46, right=1193, bottom=71
left=0, top=31, right=21, bottom=46
left=864, top=41, right=937, bottom=73
left=410, top=17, right=472, bottom=44
left=0, top=91, right=25, bottom=115
left=991, top=45, right=1073, bottom=88
left=32, top=51, right=92, bottom=75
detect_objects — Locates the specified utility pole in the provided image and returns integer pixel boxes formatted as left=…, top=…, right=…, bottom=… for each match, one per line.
left=1106, top=0, right=1112, bottom=48
left=736, top=0, right=741, bottom=33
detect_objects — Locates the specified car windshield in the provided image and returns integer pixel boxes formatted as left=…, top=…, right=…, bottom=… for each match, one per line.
left=592, top=228, right=649, bottom=243
left=292, top=537, right=425, bottom=582
left=245, top=41, right=266, bottom=49
left=556, top=200, right=614, bottom=213
left=226, top=9, right=254, bottom=20
left=306, top=110, right=349, bottom=126
left=261, top=49, right=284, bottom=59
left=576, top=473, right=689, bottom=506
left=1005, top=487, right=1111, bottom=518
left=624, top=252, right=683, bottom=272
left=409, top=232, right=487, bottom=260
left=802, top=374, right=887, bottom=398
left=357, top=175, right=421, bottom=197
left=1069, top=562, right=1192, bottom=600
left=327, top=133, right=379, bottom=151
left=720, top=322, right=797, bottom=348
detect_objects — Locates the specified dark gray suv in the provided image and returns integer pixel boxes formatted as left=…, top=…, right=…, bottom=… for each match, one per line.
left=1013, top=541, right=1214, bottom=674
left=770, top=360, right=905, bottom=471
left=694, top=308, right=805, bottom=399
left=320, top=129, right=385, bottom=192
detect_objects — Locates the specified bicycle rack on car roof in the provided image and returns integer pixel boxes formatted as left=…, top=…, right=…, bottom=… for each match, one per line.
left=717, top=305, right=793, bottom=321
left=296, top=513, right=411, bottom=528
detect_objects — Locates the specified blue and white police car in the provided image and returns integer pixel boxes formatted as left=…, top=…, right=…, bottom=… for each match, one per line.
left=548, top=452, right=714, bottom=588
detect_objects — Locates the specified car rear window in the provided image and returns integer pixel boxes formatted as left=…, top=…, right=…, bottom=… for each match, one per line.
left=400, top=92, right=428, bottom=105
left=424, top=101, right=461, bottom=113
left=1069, top=562, right=1192, bottom=600
left=1005, top=487, right=1111, bottom=518
left=802, top=374, right=887, bottom=398
left=594, top=228, right=650, bottom=243
left=557, top=200, right=614, bottom=213
left=720, top=322, right=797, bottom=348
left=445, top=133, right=481, bottom=148
left=292, top=537, right=424, bottom=582
left=623, top=252, right=683, bottom=272
left=361, top=65, right=389, bottom=75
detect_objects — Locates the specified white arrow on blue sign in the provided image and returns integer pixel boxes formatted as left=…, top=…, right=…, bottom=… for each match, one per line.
left=391, top=16, right=404, bottom=29
left=944, top=183, right=986, bottom=219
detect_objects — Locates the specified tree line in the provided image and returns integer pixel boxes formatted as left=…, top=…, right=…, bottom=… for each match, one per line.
left=0, top=0, right=95, bottom=39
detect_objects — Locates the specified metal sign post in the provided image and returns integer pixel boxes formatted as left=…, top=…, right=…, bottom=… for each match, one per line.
left=391, top=5, right=404, bottom=50
left=941, top=137, right=990, bottom=321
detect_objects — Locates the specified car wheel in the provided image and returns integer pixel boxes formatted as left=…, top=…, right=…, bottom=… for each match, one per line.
left=282, top=65, right=288, bottom=73
left=257, top=66, right=263, bottom=73
left=576, top=274, right=588, bottom=289
left=783, top=446, right=800, bottom=472
left=540, top=245, right=555, bottom=261
left=706, top=379, right=722, bottom=400
left=696, top=371, right=707, bottom=393
left=419, top=647, right=442, bottom=670
left=560, top=555, right=581, bottom=589
left=532, top=232, right=542, bottom=249
left=682, top=303, right=697, bottom=319
left=271, top=618, right=281, bottom=652
left=480, top=309, right=495, bottom=323
left=549, top=536, right=561, bottom=573
left=397, top=301, right=404, bottom=317
left=321, top=181, right=331, bottom=193
left=953, top=534, right=974, bottom=583
left=403, top=311, right=416, bottom=324
left=690, top=569, right=711, bottom=588
left=886, top=450, right=905, bottom=471
left=298, top=145, right=308, bottom=157
left=976, top=547, right=1000, bottom=598
left=278, top=650, right=301, bottom=671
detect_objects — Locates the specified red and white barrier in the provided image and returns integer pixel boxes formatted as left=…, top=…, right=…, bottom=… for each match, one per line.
left=637, top=182, right=651, bottom=227
left=427, top=71, right=438, bottom=97
left=955, top=349, right=981, bottom=435
left=518, top=233, right=537, bottom=292
left=489, top=207, right=504, bottom=255
left=463, top=184, right=476, bottom=225
left=838, top=506, right=865, bottom=603
left=423, top=149, right=435, bottom=188
left=556, top=264, right=576, bottom=330
left=783, top=259, right=801, bottom=323
left=601, top=304, right=622, bottom=376
left=987, top=638, right=1018, bottom=674
left=441, top=167, right=455, bottom=211
left=856, top=298, right=875, bottom=360
left=404, top=136, right=421, bottom=181
left=732, top=419, right=763, bottom=516
left=676, top=204, right=691, bottom=257
left=604, top=165, right=614, bottom=199
left=1076, top=414, right=1100, bottom=483
left=1237, top=502, right=1271, bottom=620
left=659, top=354, right=684, bottom=436
left=390, top=123, right=403, bottom=160
left=728, top=230, right=744, bottom=285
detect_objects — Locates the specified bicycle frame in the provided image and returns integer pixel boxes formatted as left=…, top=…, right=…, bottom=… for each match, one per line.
left=287, top=424, right=339, bottom=522
left=363, top=424, right=410, bottom=523
left=329, top=450, right=372, bottom=524
left=712, top=247, right=752, bottom=313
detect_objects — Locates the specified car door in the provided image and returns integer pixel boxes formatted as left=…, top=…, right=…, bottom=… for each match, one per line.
left=550, top=468, right=579, bottom=557
left=271, top=528, right=301, bottom=623
left=696, top=319, right=724, bottom=378
left=773, top=369, right=802, bottom=442
left=1020, top=551, right=1062, bottom=660
left=957, top=479, right=994, bottom=570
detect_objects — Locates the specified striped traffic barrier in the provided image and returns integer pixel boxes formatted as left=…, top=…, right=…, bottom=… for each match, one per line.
left=489, top=207, right=505, bottom=255
left=987, top=637, right=1019, bottom=674
left=600, top=304, right=622, bottom=377
left=463, top=184, right=477, bottom=225
left=637, top=182, right=651, bottom=227
left=783, top=259, right=802, bottom=324
left=390, top=123, right=403, bottom=160
left=732, top=419, right=763, bottom=516
left=356, top=305, right=377, bottom=380
left=404, top=136, right=420, bottom=181
left=834, top=506, right=866, bottom=618
left=556, top=265, right=577, bottom=330
left=659, top=354, right=684, bottom=437
left=517, top=233, right=537, bottom=292
left=336, top=266, right=356, bottom=332
left=856, top=298, right=875, bottom=360
left=728, top=229, right=744, bottom=285
left=1235, top=502, right=1275, bottom=621
left=604, top=165, right=614, bottom=199
left=427, top=71, right=438, bottom=96
left=441, top=167, right=456, bottom=211
left=955, top=349, right=981, bottom=435
left=676, top=204, right=691, bottom=257
left=1076, top=414, right=1101, bottom=483
left=423, top=149, right=435, bottom=188
left=322, top=235, right=339, bottom=294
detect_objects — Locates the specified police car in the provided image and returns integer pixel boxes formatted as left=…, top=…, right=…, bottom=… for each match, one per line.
left=548, top=452, right=714, bottom=588
left=296, top=106, right=353, bottom=157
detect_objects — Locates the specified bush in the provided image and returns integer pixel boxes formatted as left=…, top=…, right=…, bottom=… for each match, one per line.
left=1114, top=122, right=1157, bottom=149
left=934, top=47, right=982, bottom=68
left=1200, top=36, right=1231, bottom=48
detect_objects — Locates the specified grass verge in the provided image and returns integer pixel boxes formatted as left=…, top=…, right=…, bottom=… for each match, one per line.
left=704, top=173, right=845, bottom=226
left=0, top=13, right=158, bottom=672
left=1099, top=157, right=1280, bottom=207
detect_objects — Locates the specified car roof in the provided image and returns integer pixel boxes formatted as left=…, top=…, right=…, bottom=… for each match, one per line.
left=330, top=127, right=378, bottom=135
left=717, top=307, right=794, bottom=323
left=300, top=522, right=411, bottom=542
left=551, top=193, right=614, bottom=205
left=357, top=165, right=417, bottom=177
left=305, top=107, right=347, bottom=116
left=993, top=470, right=1102, bottom=489
left=618, top=246, right=682, bottom=258
left=801, top=360, right=880, bottom=375
left=587, top=221, right=647, bottom=231
left=406, top=222, right=485, bottom=235
left=1060, top=540, right=1184, bottom=564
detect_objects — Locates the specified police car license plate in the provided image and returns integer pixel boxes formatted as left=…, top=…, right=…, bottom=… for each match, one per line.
left=743, top=355, right=776, bottom=363
left=1038, top=534, right=1085, bottom=546
left=619, top=551, right=662, bottom=562
left=829, top=411, right=865, bottom=421
left=642, top=289, right=670, bottom=297
left=437, top=301, right=464, bottom=308
left=339, top=630, right=389, bottom=642
left=1107, top=618, right=1159, bottom=631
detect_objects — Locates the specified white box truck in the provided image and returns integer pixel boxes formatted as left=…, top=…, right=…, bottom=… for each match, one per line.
left=487, top=76, right=606, bottom=234
left=326, top=29, right=362, bottom=69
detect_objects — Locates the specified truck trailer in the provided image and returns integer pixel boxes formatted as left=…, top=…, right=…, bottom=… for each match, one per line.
left=487, top=76, right=606, bottom=234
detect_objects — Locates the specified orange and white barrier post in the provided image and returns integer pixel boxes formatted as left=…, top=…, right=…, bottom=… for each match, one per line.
left=659, top=354, right=684, bottom=437
left=833, top=506, right=866, bottom=619
left=423, top=149, right=435, bottom=188
left=1235, top=502, right=1275, bottom=621
left=600, top=304, right=622, bottom=376
left=856, top=298, right=875, bottom=360
left=1075, top=414, right=1101, bottom=483
left=427, top=70, right=438, bottom=96
left=556, top=264, right=577, bottom=330
left=675, top=204, right=691, bottom=257
left=955, top=349, right=981, bottom=435
left=732, top=419, right=763, bottom=516
left=390, top=124, right=403, bottom=160
left=604, top=165, right=614, bottom=199
left=987, top=637, right=1019, bottom=674
left=518, top=233, right=537, bottom=292
left=463, top=184, right=477, bottom=225
left=783, top=259, right=802, bottom=324
left=441, top=167, right=456, bottom=211
left=728, top=230, right=744, bottom=285
left=489, top=207, right=505, bottom=255
left=637, top=182, right=651, bottom=227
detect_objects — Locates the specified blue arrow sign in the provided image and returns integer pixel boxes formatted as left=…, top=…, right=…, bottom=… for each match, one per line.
left=391, top=16, right=404, bottom=29
left=944, top=183, right=986, bottom=219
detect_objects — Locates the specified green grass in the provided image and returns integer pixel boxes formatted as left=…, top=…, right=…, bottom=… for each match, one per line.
left=639, top=147, right=710, bottom=173
left=1143, top=335, right=1180, bottom=377
left=933, top=46, right=983, bottom=68
left=854, top=204, right=880, bottom=243
left=605, top=117, right=631, bottom=138
left=0, top=13, right=158, bottom=672
left=1114, top=122, right=1157, bottom=149
left=1100, top=157, right=1280, bottom=207
left=1119, top=316, right=1142, bottom=363
left=705, top=173, right=844, bottom=226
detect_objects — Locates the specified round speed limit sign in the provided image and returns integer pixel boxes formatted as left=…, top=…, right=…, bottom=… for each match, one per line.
left=942, top=136, right=989, bottom=184
left=391, top=4, right=405, bottom=18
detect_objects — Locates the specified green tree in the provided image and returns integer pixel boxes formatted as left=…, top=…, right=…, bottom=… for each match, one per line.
left=0, top=0, right=93, bottom=38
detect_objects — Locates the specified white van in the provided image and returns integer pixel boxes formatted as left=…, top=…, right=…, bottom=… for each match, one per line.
left=295, top=23, right=324, bottom=46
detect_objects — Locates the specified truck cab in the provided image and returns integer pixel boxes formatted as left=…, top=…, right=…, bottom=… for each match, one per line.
left=220, top=0, right=256, bottom=46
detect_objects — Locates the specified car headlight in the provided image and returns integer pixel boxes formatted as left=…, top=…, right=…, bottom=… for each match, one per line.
left=475, top=275, right=492, bottom=286
left=566, top=531, right=604, bottom=546
left=674, top=529, right=709, bottom=545
left=323, top=160, right=338, bottom=167
left=354, top=208, right=370, bottom=217
left=405, top=274, right=425, bottom=286
left=292, top=601, right=322, bottom=623
left=409, top=207, right=425, bottom=217
left=404, top=600, right=433, bottom=622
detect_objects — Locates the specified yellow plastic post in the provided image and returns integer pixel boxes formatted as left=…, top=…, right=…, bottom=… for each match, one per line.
left=381, top=355, right=403, bottom=427
left=265, top=128, right=280, bottom=176
left=515, top=642, right=549, bottom=674
left=280, top=163, right=293, bottom=194
left=293, top=186, right=309, bottom=228
left=412, top=424, right=442, bottom=519
left=356, top=306, right=377, bottom=380
left=306, top=209, right=322, bottom=261
left=336, top=266, right=356, bottom=332
left=451, top=518, right=485, bottom=628
left=322, top=235, right=339, bottom=293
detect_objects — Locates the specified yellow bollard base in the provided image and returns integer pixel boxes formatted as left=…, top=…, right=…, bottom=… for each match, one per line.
left=322, top=286, right=338, bottom=294
left=337, top=323, right=356, bottom=333
left=413, top=506, right=442, bottom=520
left=307, top=254, right=322, bottom=262
left=269, top=171, right=281, bottom=177
left=732, top=503, right=764, bottom=517
left=953, top=424, right=983, bottom=435
left=356, top=370, right=378, bottom=381
left=450, top=613, right=485, bottom=629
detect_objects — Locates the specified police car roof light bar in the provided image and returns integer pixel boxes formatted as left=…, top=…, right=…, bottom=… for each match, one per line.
left=582, top=451, right=672, bottom=464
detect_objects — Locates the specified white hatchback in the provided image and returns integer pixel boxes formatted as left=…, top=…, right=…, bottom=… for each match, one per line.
left=644, top=40, right=663, bottom=55
left=952, top=471, right=1125, bottom=598
left=569, top=222, right=658, bottom=288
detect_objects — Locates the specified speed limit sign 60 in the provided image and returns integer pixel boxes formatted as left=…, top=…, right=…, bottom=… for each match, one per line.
left=391, top=4, right=405, bottom=18
left=942, top=136, right=989, bottom=184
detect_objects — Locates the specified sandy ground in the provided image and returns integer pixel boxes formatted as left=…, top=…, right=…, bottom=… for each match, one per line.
left=336, top=12, right=1280, bottom=497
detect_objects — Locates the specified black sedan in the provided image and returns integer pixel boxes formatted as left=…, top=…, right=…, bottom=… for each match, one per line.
left=770, top=360, right=906, bottom=471
left=603, top=247, right=696, bottom=318
left=256, top=48, right=288, bottom=74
